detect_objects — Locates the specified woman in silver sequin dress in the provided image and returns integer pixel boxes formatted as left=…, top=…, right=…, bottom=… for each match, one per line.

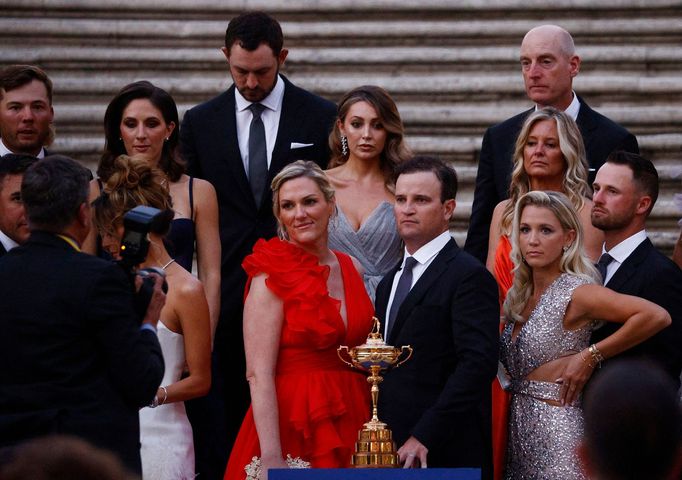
left=500, top=191, right=670, bottom=480
left=325, top=86, right=411, bottom=300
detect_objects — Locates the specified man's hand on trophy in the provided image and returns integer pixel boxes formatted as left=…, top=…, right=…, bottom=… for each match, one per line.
left=398, top=436, right=428, bottom=468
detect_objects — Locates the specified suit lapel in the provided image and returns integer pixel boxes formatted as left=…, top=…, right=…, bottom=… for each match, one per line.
left=269, top=76, right=301, bottom=179
left=215, top=88, right=254, bottom=206
left=576, top=97, right=598, bottom=152
left=376, top=262, right=400, bottom=331
left=388, top=239, right=458, bottom=344
left=605, top=239, right=652, bottom=291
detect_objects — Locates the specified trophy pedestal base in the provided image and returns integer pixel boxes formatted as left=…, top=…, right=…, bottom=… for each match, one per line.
left=351, top=423, right=399, bottom=468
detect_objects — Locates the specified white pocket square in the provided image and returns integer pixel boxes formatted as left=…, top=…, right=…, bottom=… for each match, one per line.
left=290, top=142, right=314, bottom=149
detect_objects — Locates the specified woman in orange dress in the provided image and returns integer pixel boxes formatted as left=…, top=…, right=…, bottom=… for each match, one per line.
left=224, top=161, right=373, bottom=480
left=486, top=107, right=603, bottom=480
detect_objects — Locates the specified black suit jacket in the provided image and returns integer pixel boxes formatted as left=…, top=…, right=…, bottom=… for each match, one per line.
left=591, top=238, right=682, bottom=388
left=0, top=242, right=6, bottom=258
left=180, top=76, right=336, bottom=329
left=375, top=238, right=499, bottom=477
left=0, top=232, right=164, bottom=473
left=179, top=75, right=336, bottom=435
left=465, top=97, right=639, bottom=263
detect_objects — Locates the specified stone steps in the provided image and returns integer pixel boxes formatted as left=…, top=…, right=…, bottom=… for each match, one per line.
left=1, top=0, right=680, bottom=252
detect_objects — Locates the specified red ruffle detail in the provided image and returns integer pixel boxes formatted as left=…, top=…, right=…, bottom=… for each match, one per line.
left=243, top=238, right=345, bottom=349
left=493, top=235, right=514, bottom=304
left=225, top=238, right=374, bottom=479
left=276, top=367, right=369, bottom=465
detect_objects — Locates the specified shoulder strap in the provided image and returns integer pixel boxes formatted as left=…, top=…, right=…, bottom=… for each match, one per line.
left=334, top=250, right=365, bottom=297
left=189, top=176, right=195, bottom=221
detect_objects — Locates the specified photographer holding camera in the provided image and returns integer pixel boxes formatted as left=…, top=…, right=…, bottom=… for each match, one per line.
left=0, top=155, right=165, bottom=475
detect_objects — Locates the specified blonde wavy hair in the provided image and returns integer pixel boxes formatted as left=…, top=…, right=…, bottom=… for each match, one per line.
left=93, top=154, right=173, bottom=238
left=271, top=160, right=335, bottom=240
left=500, top=107, right=590, bottom=235
left=503, top=191, right=600, bottom=323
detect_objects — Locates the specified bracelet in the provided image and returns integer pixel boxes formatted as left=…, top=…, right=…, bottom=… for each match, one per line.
left=579, top=349, right=597, bottom=369
left=588, top=344, right=605, bottom=368
left=148, top=386, right=169, bottom=409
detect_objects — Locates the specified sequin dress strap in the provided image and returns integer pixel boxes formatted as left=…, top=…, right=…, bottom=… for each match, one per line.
left=511, top=379, right=562, bottom=402
left=503, top=273, right=593, bottom=380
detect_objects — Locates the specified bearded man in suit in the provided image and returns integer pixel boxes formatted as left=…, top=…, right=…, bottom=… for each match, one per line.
left=179, top=11, right=336, bottom=478
left=590, top=151, right=682, bottom=389
left=375, top=156, right=499, bottom=479
left=465, top=25, right=639, bottom=263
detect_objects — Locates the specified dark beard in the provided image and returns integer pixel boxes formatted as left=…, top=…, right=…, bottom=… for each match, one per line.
left=237, top=68, right=280, bottom=103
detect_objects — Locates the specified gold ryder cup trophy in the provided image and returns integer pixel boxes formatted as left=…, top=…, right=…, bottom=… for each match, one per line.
left=337, top=317, right=412, bottom=468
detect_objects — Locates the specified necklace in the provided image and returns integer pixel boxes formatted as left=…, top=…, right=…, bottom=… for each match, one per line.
left=162, top=258, right=176, bottom=270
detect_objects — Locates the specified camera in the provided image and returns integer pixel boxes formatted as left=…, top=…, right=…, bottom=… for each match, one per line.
left=118, top=205, right=172, bottom=320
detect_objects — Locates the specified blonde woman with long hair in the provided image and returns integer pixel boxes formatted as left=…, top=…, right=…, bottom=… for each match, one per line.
left=487, top=107, right=603, bottom=291
left=499, top=190, right=669, bottom=479
left=486, top=107, right=605, bottom=479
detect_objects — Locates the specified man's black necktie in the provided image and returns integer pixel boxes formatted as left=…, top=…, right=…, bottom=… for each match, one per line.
left=597, top=252, right=614, bottom=284
left=386, top=256, right=418, bottom=339
left=248, top=103, right=267, bottom=207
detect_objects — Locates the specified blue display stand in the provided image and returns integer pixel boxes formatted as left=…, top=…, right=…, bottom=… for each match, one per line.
left=270, top=468, right=481, bottom=479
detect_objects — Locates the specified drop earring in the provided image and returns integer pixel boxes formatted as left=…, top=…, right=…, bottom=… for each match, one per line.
left=341, top=136, right=349, bottom=156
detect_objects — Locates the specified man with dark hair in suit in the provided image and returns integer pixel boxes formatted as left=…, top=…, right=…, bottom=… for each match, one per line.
left=0, top=154, right=36, bottom=257
left=0, top=65, right=54, bottom=158
left=0, top=155, right=165, bottom=474
left=465, top=25, right=639, bottom=263
left=590, top=151, right=682, bottom=388
left=180, top=11, right=337, bottom=477
left=375, top=156, right=499, bottom=478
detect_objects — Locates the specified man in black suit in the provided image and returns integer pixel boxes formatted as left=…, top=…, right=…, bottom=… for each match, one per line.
left=375, top=156, right=499, bottom=478
left=465, top=25, right=639, bottom=263
left=590, top=151, right=682, bottom=388
left=179, top=11, right=337, bottom=477
left=0, top=154, right=36, bottom=257
left=0, top=155, right=165, bottom=474
left=0, top=65, right=54, bottom=158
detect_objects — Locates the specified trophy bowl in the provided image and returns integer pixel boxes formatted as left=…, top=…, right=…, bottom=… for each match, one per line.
left=349, top=344, right=406, bottom=370
left=338, top=317, right=412, bottom=468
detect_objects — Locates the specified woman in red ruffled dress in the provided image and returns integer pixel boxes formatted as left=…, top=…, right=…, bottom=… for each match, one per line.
left=224, top=160, right=374, bottom=480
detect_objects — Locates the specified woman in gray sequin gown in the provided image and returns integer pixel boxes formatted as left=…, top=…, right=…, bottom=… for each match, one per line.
left=500, top=191, right=670, bottom=480
left=326, top=86, right=411, bottom=300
